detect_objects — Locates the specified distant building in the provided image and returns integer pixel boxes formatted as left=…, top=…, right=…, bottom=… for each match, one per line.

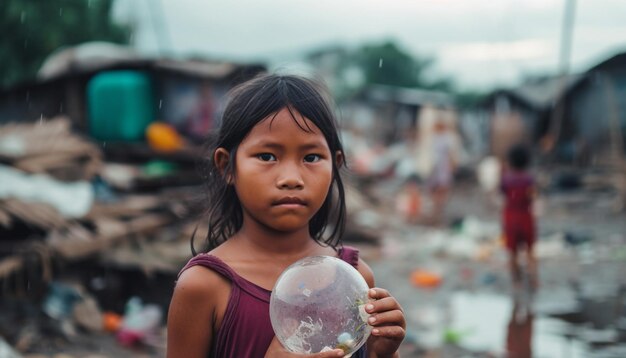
left=554, top=52, right=626, bottom=164
left=481, top=74, right=581, bottom=160
left=340, top=84, right=454, bottom=145
left=482, top=50, right=626, bottom=164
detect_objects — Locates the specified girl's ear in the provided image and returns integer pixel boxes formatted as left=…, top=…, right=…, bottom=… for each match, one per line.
left=335, top=150, right=344, bottom=168
left=214, top=148, right=232, bottom=183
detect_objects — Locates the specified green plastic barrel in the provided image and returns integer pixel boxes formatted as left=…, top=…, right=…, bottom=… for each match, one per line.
left=87, top=70, right=155, bottom=141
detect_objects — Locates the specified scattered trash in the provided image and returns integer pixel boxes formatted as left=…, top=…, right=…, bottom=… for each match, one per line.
left=443, top=328, right=471, bottom=345
left=116, top=297, right=163, bottom=347
left=410, top=269, right=443, bottom=288
left=0, top=164, right=94, bottom=218
left=43, top=282, right=83, bottom=320
left=103, top=312, right=123, bottom=333
left=72, top=293, right=104, bottom=333
left=564, top=231, right=593, bottom=246
left=146, top=122, right=185, bottom=152
left=476, top=156, right=500, bottom=192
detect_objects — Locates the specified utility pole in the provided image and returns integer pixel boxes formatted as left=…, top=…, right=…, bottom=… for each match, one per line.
left=146, top=0, right=173, bottom=56
left=547, top=0, right=577, bottom=154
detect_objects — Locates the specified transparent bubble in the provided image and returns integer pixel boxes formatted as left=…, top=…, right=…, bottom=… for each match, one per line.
left=270, top=256, right=371, bottom=355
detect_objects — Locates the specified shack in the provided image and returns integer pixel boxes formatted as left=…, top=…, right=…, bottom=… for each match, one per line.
left=482, top=50, right=626, bottom=164
left=551, top=52, right=626, bottom=165
left=481, top=74, right=581, bottom=159
left=0, top=42, right=265, bottom=142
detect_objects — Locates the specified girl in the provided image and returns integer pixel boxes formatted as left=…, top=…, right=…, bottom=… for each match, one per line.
left=167, top=74, right=405, bottom=358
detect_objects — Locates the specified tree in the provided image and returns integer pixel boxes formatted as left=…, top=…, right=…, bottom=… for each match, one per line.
left=0, top=0, right=131, bottom=89
left=352, top=41, right=439, bottom=89
left=308, top=40, right=458, bottom=100
left=307, top=40, right=486, bottom=106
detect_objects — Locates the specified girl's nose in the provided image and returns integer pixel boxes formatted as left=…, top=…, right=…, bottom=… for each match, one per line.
left=276, top=173, right=304, bottom=190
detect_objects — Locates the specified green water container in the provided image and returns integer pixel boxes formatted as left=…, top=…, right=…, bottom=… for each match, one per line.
left=87, top=70, right=155, bottom=141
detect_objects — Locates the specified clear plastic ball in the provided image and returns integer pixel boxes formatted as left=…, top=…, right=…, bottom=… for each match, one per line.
left=270, top=255, right=371, bottom=355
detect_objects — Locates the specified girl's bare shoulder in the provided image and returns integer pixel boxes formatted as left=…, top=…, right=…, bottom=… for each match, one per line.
left=175, top=260, right=230, bottom=302
left=168, top=262, right=227, bottom=357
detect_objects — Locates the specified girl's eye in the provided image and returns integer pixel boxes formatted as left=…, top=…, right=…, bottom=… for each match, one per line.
left=257, top=153, right=276, bottom=161
left=304, top=154, right=321, bottom=163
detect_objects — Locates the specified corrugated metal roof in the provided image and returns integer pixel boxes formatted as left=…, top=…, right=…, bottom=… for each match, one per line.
left=489, top=74, right=583, bottom=111
left=36, top=42, right=256, bottom=82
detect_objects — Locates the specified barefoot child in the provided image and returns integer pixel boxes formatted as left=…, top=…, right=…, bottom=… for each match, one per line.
left=501, top=144, right=538, bottom=290
left=167, top=74, right=406, bottom=357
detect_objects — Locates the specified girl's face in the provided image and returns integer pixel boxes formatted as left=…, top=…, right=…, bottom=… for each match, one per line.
left=225, top=107, right=335, bottom=234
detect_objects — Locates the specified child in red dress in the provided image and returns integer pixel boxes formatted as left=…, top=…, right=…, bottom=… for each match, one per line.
left=500, top=144, right=538, bottom=290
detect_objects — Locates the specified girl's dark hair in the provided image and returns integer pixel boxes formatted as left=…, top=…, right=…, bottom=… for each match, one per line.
left=192, top=73, right=347, bottom=254
left=507, top=144, right=531, bottom=170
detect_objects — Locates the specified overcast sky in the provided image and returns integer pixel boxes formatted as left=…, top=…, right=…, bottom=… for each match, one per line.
left=116, top=0, right=626, bottom=90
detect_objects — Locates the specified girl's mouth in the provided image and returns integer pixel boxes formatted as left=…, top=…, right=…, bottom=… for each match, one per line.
left=273, top=196, right=307, bottom=206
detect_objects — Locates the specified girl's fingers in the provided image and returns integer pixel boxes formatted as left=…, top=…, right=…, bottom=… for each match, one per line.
left=265, top=336, right=345, bottom=357
left=370, top=325, right=406, bottom=339
left=311, top=349, right=346, bottom=357
left=368, top=288, right=390, bottom=299
left=365, top=296, right=402, bottom=315
left=366, top=288, right=406, bottom=332
left=367, top=309, right=405, bottom=327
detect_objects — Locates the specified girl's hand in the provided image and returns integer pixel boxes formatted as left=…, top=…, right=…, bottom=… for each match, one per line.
left=365, top=288, right=406, bottom=357
left=264, top=336, right=346, bottom=358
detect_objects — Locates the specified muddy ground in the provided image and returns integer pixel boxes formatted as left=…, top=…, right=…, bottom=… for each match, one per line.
left=2, top=176, right=626, bottom=358
left=366, top=178, right=626, bottom=358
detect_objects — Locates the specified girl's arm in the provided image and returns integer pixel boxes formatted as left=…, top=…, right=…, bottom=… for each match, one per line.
left=167, top=265, right=224, bottom=358
left=357, top=259, right=405, bottom=358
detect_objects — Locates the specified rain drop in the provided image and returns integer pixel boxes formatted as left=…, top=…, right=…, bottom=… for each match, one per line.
left=379, top=58, right=383, bottom=68
left=102, top=142, right=107, bottom=148
left=59, top=8, right=63, bottom=16
left=39, top=114, right=43, bottom=124
left=26, top=91, right=30, bottom=101
left=88, top=0, right=93, bottom=7
left=20, top=11, right=26, bottom=23
left=24, top=39, right=28, bottom=48
left=59, top=103, right=63, bottom=112
left=159, top=99, right=163, bottom=109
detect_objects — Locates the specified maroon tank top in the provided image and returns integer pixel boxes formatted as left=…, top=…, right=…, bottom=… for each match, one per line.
left=178, top=246, right=367, bottom=358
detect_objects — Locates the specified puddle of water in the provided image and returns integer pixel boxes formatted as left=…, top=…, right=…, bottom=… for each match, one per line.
left=449, top=292, right=509, bottom=354
left=533, top=317, right=587, bottom=358
left=447, top=291, right=589, bottom=357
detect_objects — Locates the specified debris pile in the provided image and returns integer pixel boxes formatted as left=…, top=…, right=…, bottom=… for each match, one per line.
left=0, top=117, right=205, bottom=356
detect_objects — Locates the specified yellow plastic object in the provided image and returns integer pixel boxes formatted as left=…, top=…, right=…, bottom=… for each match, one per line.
left=146, top=122, right=184, bottom=152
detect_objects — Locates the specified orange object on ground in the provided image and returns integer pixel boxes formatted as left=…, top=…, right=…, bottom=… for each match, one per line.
left=410, top=269, right=442, bottom=288
left=103, top=311, right=123, bottom=332
left=405, top=187, right=421, bottom=221
left=146, top=122, right=184, bottom=152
